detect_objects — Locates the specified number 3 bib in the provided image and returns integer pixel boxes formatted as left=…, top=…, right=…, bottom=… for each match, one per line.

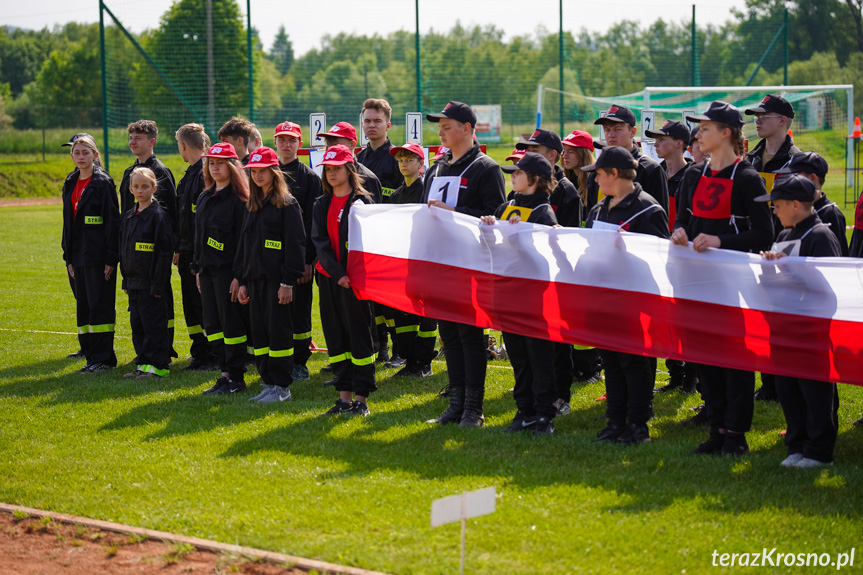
left=691, top=161, right=740, bottom=220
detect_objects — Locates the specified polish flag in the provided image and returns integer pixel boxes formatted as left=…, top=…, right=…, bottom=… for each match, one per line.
left=347, top=204, right=863, bottom=385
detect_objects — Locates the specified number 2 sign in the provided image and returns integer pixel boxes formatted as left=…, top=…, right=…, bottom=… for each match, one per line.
left=309, top=113, right=327, bottom=148
left=641, top=109, right=655, bottom=140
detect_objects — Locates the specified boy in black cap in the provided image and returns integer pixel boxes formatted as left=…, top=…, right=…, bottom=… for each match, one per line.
left=774, top=152, right=848, bottom=256
left=745, top=94, right=800, bottom=173
left=594, top=105, right=669, bottom=213
left=584, top=146, right=669, bottom=444
left=422, top=100, right=507, bottom=428
left=756, top=173, right=841, bottom=468
left=672, top=101, right=774, bottom=456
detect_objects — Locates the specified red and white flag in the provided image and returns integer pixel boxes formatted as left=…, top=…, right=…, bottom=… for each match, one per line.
left=347, top=204, right=863, bottom=385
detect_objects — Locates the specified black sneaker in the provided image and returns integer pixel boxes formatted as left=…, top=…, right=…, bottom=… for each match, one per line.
left=533, top=417, right=555, bottom=436
left=595, top=423, right=625, bottom=442
left=322, top=378, right=338, bottom=387
left=691, top=432, right=725, bottom=455
left=719, top=434, right=749, bottom=456
left=854, top=416, right=863, bottom=427
left=578, top=371, right=603, bottom=385
left=67, top=350, right=85, bottom=359
left=384, top=355, right=407, bottom=369
left=78, top=364, right=93, bottom=373
left=459, top=410, right=485, bottom=428
left=682, top=406, right=708, bottom=427
left=502, top=412, right=537, bottom=433
left=185, top=357, right=220, bottom=372
left=322, top=399, right=353, bottom=416
left=345, top=401, right=370, bottom=417
left=656, top=375, right=684, bottom=393
left=376, top=346, right=390, bottom=364
left=754, top=386, right=778, bottom=402
left=614, top=423, right=650, bottom=444
left=202, top=376, right=229, bottom=394
left=123, top=369, right=145, bottom=380
left=321, top=363, right=334, bottom=373
left=395, top=364, right=432, bottom=378
left=86, top=363, right=113, bottom=373
left=212, top=378, right=246, bottom=395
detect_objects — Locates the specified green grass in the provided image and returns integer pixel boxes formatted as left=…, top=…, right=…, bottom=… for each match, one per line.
left=2, top=205, right=863, bottom=574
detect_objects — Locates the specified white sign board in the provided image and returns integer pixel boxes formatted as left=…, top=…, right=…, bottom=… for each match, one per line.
left=431, top=487, right=496, bottom=528
left=641, top=109, right=656, bottom=140
left=308, top=149, right=325, bottom=178
left=596, top=111, right=606, bottom=141
left=682, top=110, right=696, bottom=132
left=359, top=112, right=369, bottom=147
left=473, top=105, right=502, bottom=143
left=406, top=113, right=423, bottom=145
left=309, top=113, right=327, bottom=148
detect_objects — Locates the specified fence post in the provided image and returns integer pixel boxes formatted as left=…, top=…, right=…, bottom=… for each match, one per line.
left=415, top=0, right=421, bottom=113
left=41, top=106, right=46, bottom=163
left=691, top=5, right=699, bottom=87
left=559, top=0, right=564, bottom=136
left=247, top=0, right=254, bottom=121
left=99, top=0, right=109, bottom=172
left=783, top=8, right=789, bottom=85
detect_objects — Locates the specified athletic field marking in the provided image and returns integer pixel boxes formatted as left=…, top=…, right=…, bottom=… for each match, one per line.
left=0, top=327, right=130, bottom=338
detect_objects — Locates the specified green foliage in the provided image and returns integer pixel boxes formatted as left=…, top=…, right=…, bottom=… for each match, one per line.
left=269, top=25, right=294, bottom=75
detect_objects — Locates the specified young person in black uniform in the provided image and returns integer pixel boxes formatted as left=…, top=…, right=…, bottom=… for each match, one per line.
left=646, top=120, right=699, bottom=395
left=118, top=120, right=179, bottom=360
left=688, top=126, right=708, bottom=164
left=217, top=117, right=256, bottom=167
left=671, top=101, right=774, bottom=456
left=422, top=101, right=507, bottom=428
left=321, top=121, right=384, bottom=204
left=312, top=145, right=378, bottom=417
left=480, top=152, right=559, bottom=435
left=175, top=123, right=217, bottom=371
left=584, top=146, right=670, bottom=444
left=388, top=142, right=437, bottom=379
left=61, top=135, right=120, bottom=372
left=774, top=152, right=848, bottom=256
left=274, top=120, right=323, bottom=381
left=119, top=167, right=174, bottom=380
left=757, top=174, right=842, bottom=467
left=60, top=132, right=95, bottom=360
left=744, top=94, right=801, bottom=173
left=236, top=147, right=306, bottom=404
left=593, top=105, right=669, bottom=213
left=193, top=143, right=250, bottom=395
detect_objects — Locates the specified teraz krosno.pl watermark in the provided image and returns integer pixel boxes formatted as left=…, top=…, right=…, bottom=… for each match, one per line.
left=712, top=549, right=855, bottom=570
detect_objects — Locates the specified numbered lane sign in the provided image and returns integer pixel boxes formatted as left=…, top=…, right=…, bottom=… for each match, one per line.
left=406, top=113, right=423, bottom=145
left=309, top=113, right=327, bottom=148
left=682, top=110, right=696, bottom=132
left=641, top=109, right=655, bottom=140
left=359, top=112, right=369, bottom=147
left=596, top=111, right=606, bottom=141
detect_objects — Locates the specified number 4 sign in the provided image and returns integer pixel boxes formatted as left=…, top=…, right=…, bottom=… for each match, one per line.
left=406, top=113, right=423, bottom=145
left=641, top=109, right=655, bottom=140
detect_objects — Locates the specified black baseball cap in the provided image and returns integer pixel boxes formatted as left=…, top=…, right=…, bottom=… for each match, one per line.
left=62, top=132, right=94, bottom=147
left=645, top=120, right=691, bottom=143
left=515, top=128, right=563, bottom=154
left=775, top=151, right=828, bottom=179
left=580, top=146, right=638, bottom=172
left=501, top=151, right=553, bottom=179
left=686, top=101, right=745, bottom=128
left=426, top=101, right=477, bottom=126
left=754, top=173, right=817, bottom=203
left=594, top=105, right=637, bottom=126
left=745, top=94, right=795, bottom=119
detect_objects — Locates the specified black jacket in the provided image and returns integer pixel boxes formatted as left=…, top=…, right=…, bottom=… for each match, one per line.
left=661, top=157, right=694, bottom=200
left=280, top=158, right=324, bottom=265
left=356, top=139, right=404, bottom=200
left=61, top=166, right=120, bottom=268
left=421, top=143, right=506, bottom=218
left=192, top=184, right=246, bottom=273
left=550, top=165, right=583, bottom=228
left=390, top=176, right=425, bottom=205
left=674, top=159, right=774, bottom=253
left=355, top=160, right=383, bottom=204
left=494, top=191, right=558, bottom=226
left=119, top=202, right=173, bottom=296
left=629, top=144, right=669, bottom=213
left=774, top=213, right=841, bottom=258
left=813, top=193, right=848, bottom=256
left=312, top=190, right=374, bottom=281
left=746, top=135, right=801, bottom=173
left=119, top=155, right=178, bottom=249
left=176, top=158, right=204, bottom=253
left=234, top=199, right=306, bottom=285
left=586, top=183, right=669, bottom=239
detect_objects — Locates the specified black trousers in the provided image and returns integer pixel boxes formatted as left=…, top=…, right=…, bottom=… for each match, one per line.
left=572, top=347, right=601, bottom=376
left=554, top=342, right=574, bottom=402
left=199, top=265, right=247, bottom=379
left=438, top=320, right=487, bottom=392
left=291, top=277, right=314, bottom=367
left=66, top=265, right=82, bottom=353
left=248, top=278, right=294, bottom=388
left=394, top=311, right=438, bottom=366
left=699, top=365, right=755, bottom=433
left=374, top=302, right=393, bottom=354
left=128, top=288, right=170, bottom=374
left=506, top=332, right=557, bottom=418
left=164, top=268, right=177, bottom=358
left=599, top=349, right=654, bottom=426
left=74, top=265, right=117, bottom=366
left=178, top=251, right=211, bottom=360
left=317, top=272, right=377, bottom=396
left=776, top=376, right=838, bottom=463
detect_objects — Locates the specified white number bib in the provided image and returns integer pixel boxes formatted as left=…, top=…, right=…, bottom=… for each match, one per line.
left=429, top=176, right=461, bottom=208
left=591, top=220, right=621, bottom=232
left=771, top=239, right=801, bottom=257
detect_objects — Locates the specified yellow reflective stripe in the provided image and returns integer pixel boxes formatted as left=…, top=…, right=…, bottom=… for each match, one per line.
left=329, top=352, right=349, bottom=362
left=573, top=344, right=595, bottom=350
left=417, top=330, right=438, bottom=338
left=293, top=331, right=312, bottom=340
left=138, top=364, right=169, bottom=377
left=84, top=216, right=103, bottom=224
left=167, top=319, right=174, bottom=329
left=395, top=325, right=420, bottom=334
left=207, top=331, right=224, bottom=342
left=77, top=325, right=89, bottom=334
left=187, top=324, right=204, bottom=335
left=224, top=335, right=247, bottom=345
left=483, top=329, right=490, bottom=336
left=207, top=237, right=224, bottom=251
left=384, top=319, right=395, bottom=328
left=350, top=354, right=376, bottom=366
left=252, top=347, right=270, bottom=356
left=89, top=323, right=115, bottom=333
left=381, top=186, right=396, bottom=196
left=135, top=242, right=154, bottom=252
left=264, top=239, right=281, bottom=249
left=270, top=348, right=294, bottom=358
left=374, top=315, right=386, bottom=325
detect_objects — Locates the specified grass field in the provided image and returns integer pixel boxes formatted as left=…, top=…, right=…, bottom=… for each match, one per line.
left=1, top=204, right=863, bottom=574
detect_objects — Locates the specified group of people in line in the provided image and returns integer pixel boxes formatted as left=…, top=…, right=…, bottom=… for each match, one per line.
left=60, top=94, right=861, bottom=468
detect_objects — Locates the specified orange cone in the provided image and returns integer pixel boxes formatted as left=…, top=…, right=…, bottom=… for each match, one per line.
left=853, top=117, right=862, bottom=138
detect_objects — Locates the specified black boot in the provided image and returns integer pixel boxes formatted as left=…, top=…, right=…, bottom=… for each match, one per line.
left=681, top=362, right=699, bottom=394
left=657, top=359, right=684, bottom=392
left=459, top=386, right=485, bottom=428
left=426, top=385, right=464, bottom=424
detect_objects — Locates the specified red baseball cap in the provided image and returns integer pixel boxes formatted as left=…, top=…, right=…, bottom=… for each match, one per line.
left=432, top=146, right=449, bottom=161
left=389, top=142, right=425, bottom=161
left=204, top=142, right=239, bottom=159
left=246, top=147, right=279, bottom=168
left=274, top=121, right=302, bottom=138
left=320, top=121, right=357, bottom=143
left=317, top=144, right=355, bottom=166
left=505, top=147, right=526, bottom=162
left=561, top=130, right=595, bottom=151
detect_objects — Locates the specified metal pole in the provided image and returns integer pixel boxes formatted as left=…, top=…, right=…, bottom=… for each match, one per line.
left=849, top=86, right=855, bottom=189
left=559, top=0, right=564, bottom=135
left=206, top=0, right=214, bottom=135
left=247, top=0, right=253, bottom=121
left=415, top=0, right=421, bottom=113
left=783, top=8, right=789, bottom=86
left=42, top=106, right=46, bottom=163
left=536, top=84, right=543, bottom=129
left=691, top=5, right=699, bottom=87
left=99, top=0, right=109, bottom=172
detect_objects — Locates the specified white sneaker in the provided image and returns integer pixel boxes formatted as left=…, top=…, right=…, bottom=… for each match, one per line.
left=792, top=457, right=833, bottom=469
left=780, top=453, right=804, bottom=467
left=250, top=385, right=275, bottom=402
left=258, top=386, right=291, bottom=403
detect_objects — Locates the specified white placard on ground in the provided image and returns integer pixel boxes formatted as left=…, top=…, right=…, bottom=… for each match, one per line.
left=431, top=487, right=496, bottom=528
left=359, top=112, right=369, bottom=147
left=406, top=113, right=423, bottom=145
left=309, top=113, right=327, bottom=148
left=641, top=109, right=656, bottom=140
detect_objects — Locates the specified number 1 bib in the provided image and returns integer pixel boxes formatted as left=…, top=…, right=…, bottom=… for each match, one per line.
left=691, top=161, right=740, bottom=220
left=428, top=156, right=482, bottom=208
